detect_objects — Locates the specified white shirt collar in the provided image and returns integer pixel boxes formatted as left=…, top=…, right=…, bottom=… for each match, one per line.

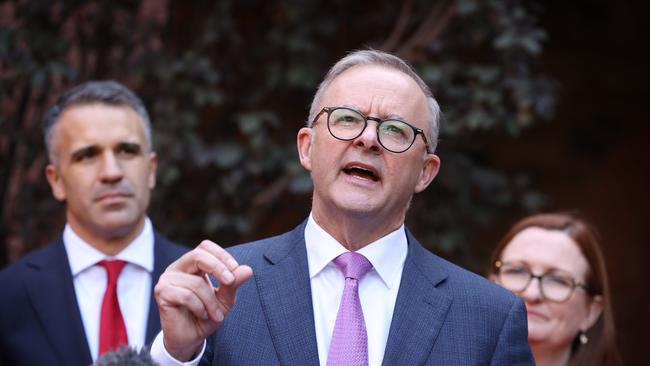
left=305, top=213, right=407, bottom=289
left=64, top=218, right=155, bottom=276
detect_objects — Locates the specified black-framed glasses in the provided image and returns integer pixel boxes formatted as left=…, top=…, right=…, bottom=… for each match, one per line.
left=313, top=106, right=431, bottom=154
left=494, top=261, right=591, bottom=303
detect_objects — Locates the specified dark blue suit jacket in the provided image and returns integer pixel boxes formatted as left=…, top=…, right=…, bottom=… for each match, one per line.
left=201, top=221, right=534, bottom=365
left=0, top=231, right=187, bottom=366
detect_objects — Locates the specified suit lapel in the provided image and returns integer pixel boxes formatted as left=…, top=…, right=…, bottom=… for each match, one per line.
left=382, top=231, right=452, bottom=365
left=146, top=233, right=174, bottom=344
left=23, top=238, right=92, bottom=366
left=146, top=232, right=188, bottom=344
left=255, top=222, right=320, bottom=366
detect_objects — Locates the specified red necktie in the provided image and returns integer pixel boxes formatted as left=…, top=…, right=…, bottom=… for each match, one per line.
left=98, top=260, right=128, bottom=355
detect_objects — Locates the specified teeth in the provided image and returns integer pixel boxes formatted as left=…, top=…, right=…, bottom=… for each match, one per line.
left=344, top=166, right=378, bottom=181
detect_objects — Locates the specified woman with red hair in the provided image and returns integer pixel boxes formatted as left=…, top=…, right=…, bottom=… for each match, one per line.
left=489, top=212, right=621, bottom=366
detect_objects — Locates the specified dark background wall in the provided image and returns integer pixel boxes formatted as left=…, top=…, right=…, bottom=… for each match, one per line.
left=475, top=0, right=649, bottom=362
left=0, top=0, right=646, bottom=363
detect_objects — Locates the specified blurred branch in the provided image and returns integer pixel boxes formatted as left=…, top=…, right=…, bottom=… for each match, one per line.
left=247, top=174, right=293, bottom=234
left=0, top=81, right=30, bottom=263
left=396, top=0, right=456, bottom=60
left=251, top=175, right=292, bottom=208
left=0, top=83, right=31, bottom=225
left=380, top=0, right=414, bottom=52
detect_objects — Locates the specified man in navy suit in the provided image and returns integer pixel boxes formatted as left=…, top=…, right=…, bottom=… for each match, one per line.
left=152, top=50, right=534, bottom=365
left=0, top=81, right=187, bottom=366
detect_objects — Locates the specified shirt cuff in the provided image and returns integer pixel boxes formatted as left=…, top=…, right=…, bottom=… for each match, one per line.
left=150, top=331, right=206, bottom=366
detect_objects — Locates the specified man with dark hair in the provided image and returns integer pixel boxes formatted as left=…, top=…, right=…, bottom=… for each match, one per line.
left=152, top=50, right=534, bottom=365
left=0, top=81, right=187, bottom=366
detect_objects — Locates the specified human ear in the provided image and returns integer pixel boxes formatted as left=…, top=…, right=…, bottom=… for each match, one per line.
left=45, top=164, right=66, bottom=202
left=581, top=294, right=604, bottom=331
left=414, top=153, right=440, bottom=193
left=148, top=152, right=158, bottom=189
left=297, top=127, right=314, bottom=172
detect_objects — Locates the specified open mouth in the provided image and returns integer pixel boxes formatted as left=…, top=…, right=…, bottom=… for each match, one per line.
left=342, top=165, right=379, bottom=182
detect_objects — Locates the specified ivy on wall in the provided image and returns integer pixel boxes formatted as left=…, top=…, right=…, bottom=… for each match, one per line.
left=0, top=0, right=554, bottom=269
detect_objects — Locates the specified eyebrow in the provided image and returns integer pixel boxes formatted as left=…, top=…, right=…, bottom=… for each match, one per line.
left=117, top=142, right=143, bottom=153
left=68, top=141, right=143, bottom=162
left=70, top=145, right=99, bottom=162
left=505, top=261, right=576, bottom=276
left=338, top=104, right=408, bottom=121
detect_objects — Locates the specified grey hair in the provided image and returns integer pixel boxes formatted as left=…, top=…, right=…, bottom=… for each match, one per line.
left=42, top=80, right=152, bottom=164
left=308, top=49, right=441, bottom=152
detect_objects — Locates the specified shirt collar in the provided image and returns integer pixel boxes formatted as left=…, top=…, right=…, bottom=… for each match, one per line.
left=64, top=218, right=155, bottom=276
left=304, top=213, right=407, bottom=289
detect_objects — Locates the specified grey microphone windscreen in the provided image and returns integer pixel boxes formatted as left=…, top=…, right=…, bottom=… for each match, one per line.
left=92, top=346, right=158, bottom=366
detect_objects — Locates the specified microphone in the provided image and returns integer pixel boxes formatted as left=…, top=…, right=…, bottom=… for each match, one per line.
left=92, top=346, right=158, bottom=366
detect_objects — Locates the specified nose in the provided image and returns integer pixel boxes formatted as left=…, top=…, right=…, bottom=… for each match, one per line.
left=352, top=118, right=382, bottom=153
left=99, top=152, right=124, bottom=183
left=519, top=277, right=543, bottom=303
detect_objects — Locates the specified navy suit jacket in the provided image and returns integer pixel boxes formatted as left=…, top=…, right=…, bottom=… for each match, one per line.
left=0, top=231, right=187, bottom=366
left=200, top=221, right=534, bottom=365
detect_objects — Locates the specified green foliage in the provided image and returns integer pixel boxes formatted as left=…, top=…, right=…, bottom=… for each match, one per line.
left=0, top=0, right=554, bottom=268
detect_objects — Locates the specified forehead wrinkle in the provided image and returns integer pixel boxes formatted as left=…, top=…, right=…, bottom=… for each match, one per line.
left=366, top=95, right=387, bottom=117
left=324, top=65, right=429, bottom=129
left=369, top=77, right=429, bottom=127
left=350, top=95, right=407, bottom=121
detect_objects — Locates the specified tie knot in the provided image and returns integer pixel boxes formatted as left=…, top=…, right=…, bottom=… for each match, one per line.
left=334, top=252, right=372, bottom=280
left=98, top=260, right=127, bottom=283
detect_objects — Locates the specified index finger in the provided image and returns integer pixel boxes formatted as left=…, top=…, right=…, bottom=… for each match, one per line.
left=215, top=264, right=253, bottom=310
left=169, top=240, right=240, bottom=286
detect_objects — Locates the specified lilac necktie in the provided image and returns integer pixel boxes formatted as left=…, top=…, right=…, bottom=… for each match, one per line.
left=327, top=252, right=373, bottom=366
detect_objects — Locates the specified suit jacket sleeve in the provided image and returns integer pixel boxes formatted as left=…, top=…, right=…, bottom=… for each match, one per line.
left=490, top=297, right=534, bottom=365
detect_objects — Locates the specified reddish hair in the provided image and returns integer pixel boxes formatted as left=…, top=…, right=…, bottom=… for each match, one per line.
left=489, top=212, right=621, bottom=366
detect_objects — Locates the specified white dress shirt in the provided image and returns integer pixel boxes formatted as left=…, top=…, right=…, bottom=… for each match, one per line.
left=306, top=214, right=407, bottom=366
left=151, top=213, right=407, bottom=366
left=64, top=218, right=154, bottom=362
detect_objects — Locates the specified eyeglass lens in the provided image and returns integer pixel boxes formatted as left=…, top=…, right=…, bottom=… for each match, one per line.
left=327, top=107, right=416, bottom=153
left=498, top=264, right=578, bottom=302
